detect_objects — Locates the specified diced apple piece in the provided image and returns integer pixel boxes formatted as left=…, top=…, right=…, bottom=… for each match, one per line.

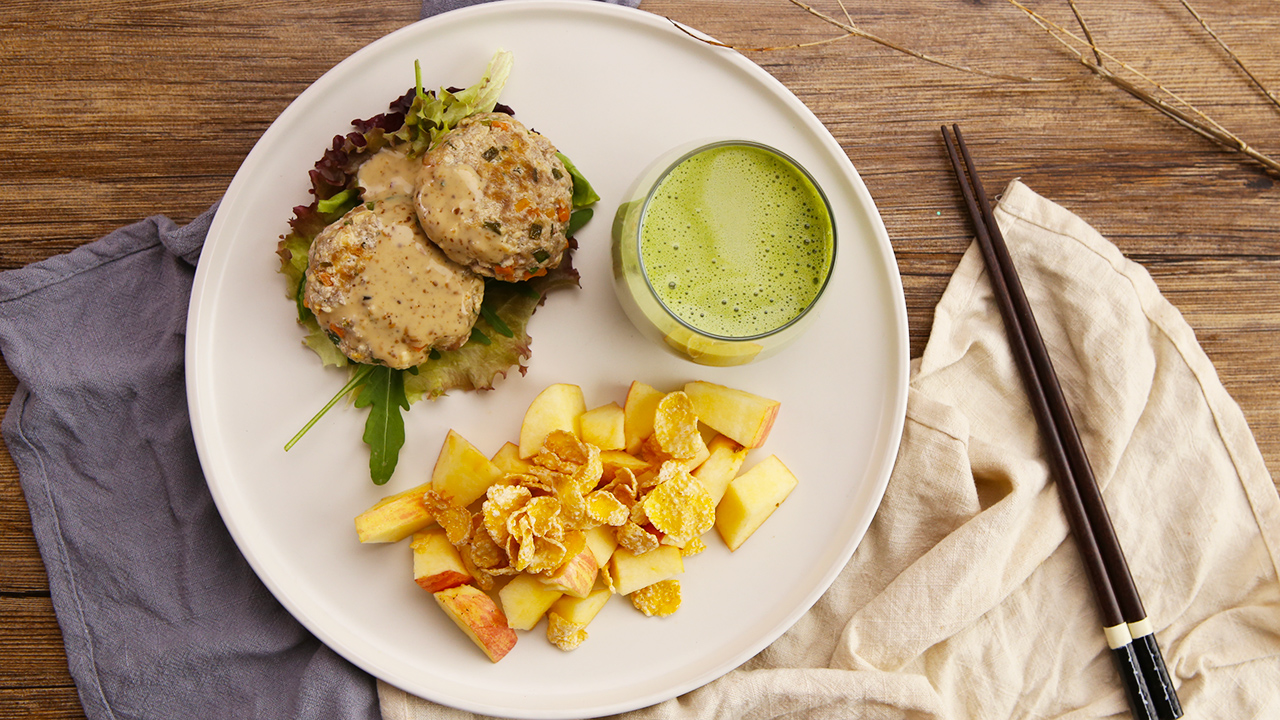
left=550, top=582, right=612, bottom=627
left=623, top=381, right=665, bottom=453
left=583, top=525, right=618, bottom=567
left=539, top=546, right=598, bottom=598
left=491, top=441, right=534, bottom=475
left=433, top=584, right=518, bottom=662
left=609, top=545, right=684, bottom=596
left=693, top=435, right=749, bottom=505
left=683, top=381, right=780, bottom=449
left=431, top=430, right=505, bottom=507
left=518, top=383, right=587, bottom=458
left=412, top=527, right=472, bottom=593
left=715, top=455, right=798, bottom=551
left=499, top=573, right=564, bottom=630
left=354, top=482, right=435, bottom=543
left=580, top=402, right=626, bottom=450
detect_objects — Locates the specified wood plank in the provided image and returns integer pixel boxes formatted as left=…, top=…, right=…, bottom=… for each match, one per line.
left=1, top=1, right=1277, bottom=717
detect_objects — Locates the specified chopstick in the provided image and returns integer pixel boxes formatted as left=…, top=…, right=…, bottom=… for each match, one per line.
left=941, top=125, right=1182, bottom=720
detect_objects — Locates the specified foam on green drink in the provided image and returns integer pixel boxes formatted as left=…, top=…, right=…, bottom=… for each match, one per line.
left=638, top=144, right=834, bottom=339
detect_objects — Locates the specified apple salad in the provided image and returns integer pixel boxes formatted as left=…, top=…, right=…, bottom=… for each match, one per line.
left=353, top=380, right=799, bottom=662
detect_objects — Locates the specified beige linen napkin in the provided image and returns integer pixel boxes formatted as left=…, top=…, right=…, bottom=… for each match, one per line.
left=380, top=180, right=1280, bottom=718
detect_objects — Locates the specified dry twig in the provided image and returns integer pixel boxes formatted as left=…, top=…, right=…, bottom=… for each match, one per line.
left=1178, top=0, right=1280, bottom=111
left=667, top=0, right=1279, bottom=175
left=1009, top=0, right=1280, bottom=174
left=667, top=1, right=1064, bottom=84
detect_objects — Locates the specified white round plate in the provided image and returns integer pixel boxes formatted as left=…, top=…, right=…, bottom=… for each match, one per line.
left=186, top=2, right=908, bottom=717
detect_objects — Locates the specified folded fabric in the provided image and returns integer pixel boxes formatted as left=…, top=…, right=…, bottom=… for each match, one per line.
left=379, top=181, right=1280, bottom=718
left=0, top=205, right=379, bottom=720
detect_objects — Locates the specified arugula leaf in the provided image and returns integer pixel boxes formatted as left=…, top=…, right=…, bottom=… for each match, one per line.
left=354, top=366, right=409, bottom=485
left=479, top=302, right=514, bottom=338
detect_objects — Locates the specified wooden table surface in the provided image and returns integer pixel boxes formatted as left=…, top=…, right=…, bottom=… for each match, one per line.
left=2, top=0, right=1276, bottom=716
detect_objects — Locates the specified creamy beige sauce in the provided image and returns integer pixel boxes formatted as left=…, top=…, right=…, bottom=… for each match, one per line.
left=317, top=197, right=480, bottom=368
left=356, top=148, right=422, bottom=202
left=415, top=163, right=507, bottom=262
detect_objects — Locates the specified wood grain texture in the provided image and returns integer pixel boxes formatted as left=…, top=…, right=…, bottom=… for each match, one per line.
left=1, top=1, right=1276, bottom=717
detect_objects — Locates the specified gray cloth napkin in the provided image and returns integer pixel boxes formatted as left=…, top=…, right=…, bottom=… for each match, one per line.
left=0, top=1, right=635, bottom=718
left=0, top=205, right=379, bottom=720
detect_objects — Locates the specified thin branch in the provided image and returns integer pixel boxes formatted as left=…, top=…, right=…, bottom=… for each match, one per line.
left=1066, top=0, right=1104, bottom=68
left=835, top=0, right=854, bottom=28
left=1010, top=1, right=1227, bottom=133
left=789, top=0, right=1064, bottom=83
left=665, top=4, right=1064, bottom=85
left=1007, top=0, right=1280, bottom=175
left=1178, top=0, right=1280, bottom=111
left=668, top=21, right=859, bottom=53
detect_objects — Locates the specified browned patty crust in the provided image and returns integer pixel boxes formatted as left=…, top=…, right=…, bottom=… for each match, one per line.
left=415, top=112, right=574, bottom=282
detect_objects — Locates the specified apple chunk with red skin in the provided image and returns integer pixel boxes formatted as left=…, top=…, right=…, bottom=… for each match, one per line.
left=411, top=527, right=471, bottom=593
left=433, top=584, right=518, bottom=663
left=354, top=482, right=434, bottom=543
left=683, top=381, right=780, bottom=449
left=538, top=546, right=598, bottom=598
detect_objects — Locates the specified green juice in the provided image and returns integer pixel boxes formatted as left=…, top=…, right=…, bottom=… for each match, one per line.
left=638, top=144, right=834, bottom=340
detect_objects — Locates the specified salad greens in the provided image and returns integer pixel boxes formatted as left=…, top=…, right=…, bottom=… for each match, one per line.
left=278, top=50, right=597, bottom=484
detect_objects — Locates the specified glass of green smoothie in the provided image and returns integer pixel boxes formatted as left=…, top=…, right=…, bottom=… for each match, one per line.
left=611, top=140, right=836, bottom=366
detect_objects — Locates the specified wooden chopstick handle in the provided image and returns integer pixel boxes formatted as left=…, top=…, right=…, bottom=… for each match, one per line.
left=942, top=125, right=1158, bottom=720
left=947, top=125, right=1182, bottom=720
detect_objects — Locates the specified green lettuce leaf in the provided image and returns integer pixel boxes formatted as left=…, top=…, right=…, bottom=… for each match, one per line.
left=392, top=49, right=515, bottom=157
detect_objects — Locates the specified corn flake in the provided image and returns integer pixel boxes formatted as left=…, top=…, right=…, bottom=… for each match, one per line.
left=484, top=484, right=532, bottom=548
left=424, top=490, right=472, bottom=545
left=630, top=579, right=681, bottom=617
left=546, top=612, right=588, bottom=651
left=616, top=520, right=660, bottom=555
left=585, top=489, right=629, bottom=526
left=652, top=392, right=702, bottom=460
left=678, top=536, right=707, bottom=557
left=508, top=495, right=567, bottom=573
left=599, top=561, right=616, bottom=594
left=642, top=466, right=715, bottom=546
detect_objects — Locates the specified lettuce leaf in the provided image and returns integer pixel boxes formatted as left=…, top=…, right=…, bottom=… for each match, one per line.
left=390, top=49, right=514, bottom=157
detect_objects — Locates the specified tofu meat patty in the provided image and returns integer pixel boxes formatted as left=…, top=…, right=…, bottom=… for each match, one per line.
left=415, top=112, right=574, bottom=281
left=303, top=196, right=484, bottom=369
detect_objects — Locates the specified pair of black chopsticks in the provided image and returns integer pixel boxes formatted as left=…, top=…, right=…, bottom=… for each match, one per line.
left=941, top=125, right=1182, bottom=720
